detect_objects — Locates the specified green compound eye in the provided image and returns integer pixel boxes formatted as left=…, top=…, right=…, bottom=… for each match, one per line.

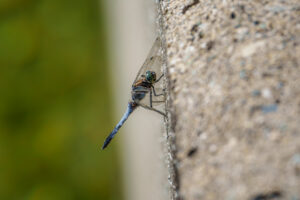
left=146, top=71, right=156, bottom=83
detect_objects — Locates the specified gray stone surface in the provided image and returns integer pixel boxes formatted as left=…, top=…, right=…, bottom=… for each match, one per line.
left=159, top=0, right=300, bottom=199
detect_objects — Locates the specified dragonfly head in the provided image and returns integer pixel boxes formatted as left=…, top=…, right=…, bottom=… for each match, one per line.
left=145, top=71, right=156, bottom=83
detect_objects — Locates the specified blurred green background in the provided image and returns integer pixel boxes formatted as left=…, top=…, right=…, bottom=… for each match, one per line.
left=0, top=0, right=123, bottom=199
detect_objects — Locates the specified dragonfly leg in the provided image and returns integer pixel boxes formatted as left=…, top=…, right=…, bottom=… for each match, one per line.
left=152, top=100, right=165, bottom=103
left=155, top=73, right=164, bottom=83
left=151, top=85, right=164, bottom=96
left=137, top=103, right=166, bottom=117
left=150, top=87, right=153, bottom=108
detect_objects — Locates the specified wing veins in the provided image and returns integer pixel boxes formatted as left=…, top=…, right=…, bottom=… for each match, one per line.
left=132, top=37, right=162, bottom=85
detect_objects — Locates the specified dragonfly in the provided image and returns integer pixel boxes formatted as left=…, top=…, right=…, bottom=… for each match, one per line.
left=102, top=37, right=166, bottom=150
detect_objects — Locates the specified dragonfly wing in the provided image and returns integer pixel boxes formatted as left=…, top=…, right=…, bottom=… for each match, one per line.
left=132, top=37, right=163, bottom=85
left=102, top=102, right=137, bottom=149
left=130, top=37, right=165, bottom=110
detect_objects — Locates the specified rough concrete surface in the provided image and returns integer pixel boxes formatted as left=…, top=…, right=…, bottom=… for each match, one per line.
left=159, top=0, right=300, bottom=199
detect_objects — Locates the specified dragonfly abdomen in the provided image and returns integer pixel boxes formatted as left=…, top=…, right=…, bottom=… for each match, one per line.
left=102, top=102, right=138, bottom=149
left=132, top=92, right=146, bottom=101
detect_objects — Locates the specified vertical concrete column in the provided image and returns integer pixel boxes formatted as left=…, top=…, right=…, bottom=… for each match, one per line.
left=159, top=0, right=300, bottom=199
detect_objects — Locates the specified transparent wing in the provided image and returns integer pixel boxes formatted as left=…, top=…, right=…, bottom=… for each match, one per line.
left=131, top=37, right=165, bottom=109
left=132, top=37, right=163, bottom=85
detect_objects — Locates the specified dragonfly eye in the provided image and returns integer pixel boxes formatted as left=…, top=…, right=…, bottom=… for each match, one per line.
left=146, top=71, right=156, bottom=83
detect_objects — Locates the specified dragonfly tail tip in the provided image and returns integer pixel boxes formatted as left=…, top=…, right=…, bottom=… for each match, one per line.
left=101, top=143, right=108, bottom=150
left=101, top=137, right=112, bottom=150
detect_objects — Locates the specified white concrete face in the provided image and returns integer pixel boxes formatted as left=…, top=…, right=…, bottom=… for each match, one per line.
left=104, top=1, right=168, bottom=200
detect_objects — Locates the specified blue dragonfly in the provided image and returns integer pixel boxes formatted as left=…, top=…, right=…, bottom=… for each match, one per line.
left=102, top=37, right=166, bottom=150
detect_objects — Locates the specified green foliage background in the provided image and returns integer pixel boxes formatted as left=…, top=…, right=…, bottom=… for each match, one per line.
left=0, top=0, right=123, bottom=199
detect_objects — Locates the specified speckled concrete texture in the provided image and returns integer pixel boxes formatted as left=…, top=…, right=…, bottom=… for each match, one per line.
left=159, top=0, right=300, bottom=199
